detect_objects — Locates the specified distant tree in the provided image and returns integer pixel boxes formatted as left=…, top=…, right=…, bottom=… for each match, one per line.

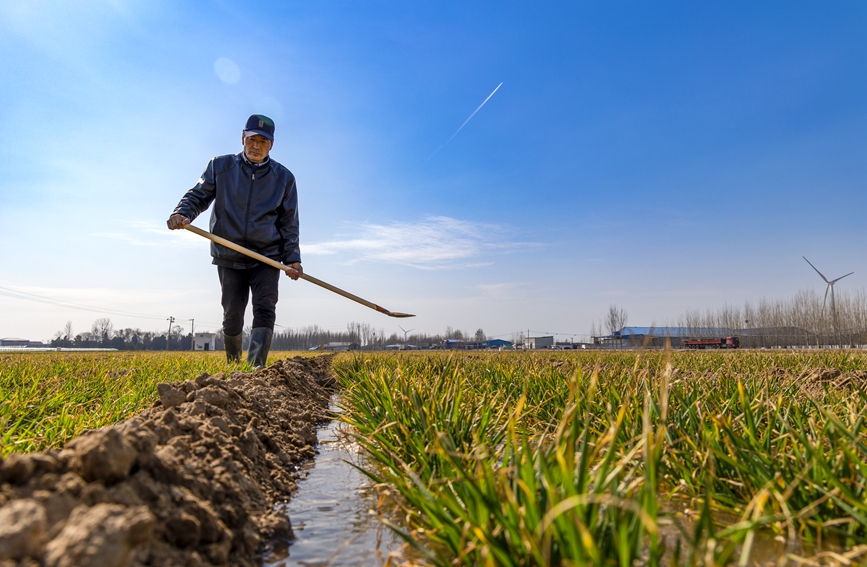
left=474, top=328, right=486, bottom=342
left=605, top=305, right=628, bottom=336
left=91, top=318, right=114, bottom=343
left=605, top=305, right=628, bottom=348
left=444, top=327, right=465, bottom=340
left=51, top=322, right=75, bottom=348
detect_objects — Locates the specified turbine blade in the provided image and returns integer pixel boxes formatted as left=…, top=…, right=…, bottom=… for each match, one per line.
left=803, top=256, right=830, bottom=283
left=830, top=272, right=854, bottom=284
left=823, top=285, right=830, bottom=313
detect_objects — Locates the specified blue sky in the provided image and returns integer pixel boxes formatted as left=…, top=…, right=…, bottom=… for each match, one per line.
left=1, top=1, right=865, bottom=342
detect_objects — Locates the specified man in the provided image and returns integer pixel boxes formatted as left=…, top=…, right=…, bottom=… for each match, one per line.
left=167, top=114, right=302, bottom=368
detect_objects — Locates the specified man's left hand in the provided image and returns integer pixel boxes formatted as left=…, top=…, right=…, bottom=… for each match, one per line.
left=284, top=262, right=303, bottom=280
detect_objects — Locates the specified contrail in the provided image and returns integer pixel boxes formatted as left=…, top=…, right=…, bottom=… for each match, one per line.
left=427, top=82, right=503, bottom=161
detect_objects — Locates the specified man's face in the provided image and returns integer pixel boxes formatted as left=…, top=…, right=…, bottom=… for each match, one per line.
left=242, top=133, right=273, bottom=163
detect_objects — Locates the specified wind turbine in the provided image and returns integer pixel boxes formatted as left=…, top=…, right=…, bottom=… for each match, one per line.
left=803, top=256, right=853, bottom=331
left=398, top=325, right=414, bottom=343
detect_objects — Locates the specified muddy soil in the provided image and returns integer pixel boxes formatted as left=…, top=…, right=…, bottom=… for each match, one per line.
left=0, top=355, right=335, bottom=567
left=797, top=367, right=867, bottom=398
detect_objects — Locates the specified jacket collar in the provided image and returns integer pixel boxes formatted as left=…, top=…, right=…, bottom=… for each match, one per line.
left=240, top=151, right=271, bottom=168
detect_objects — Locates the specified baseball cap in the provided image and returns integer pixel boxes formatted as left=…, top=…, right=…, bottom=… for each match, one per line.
left=243, top=114, right=275, bottom=141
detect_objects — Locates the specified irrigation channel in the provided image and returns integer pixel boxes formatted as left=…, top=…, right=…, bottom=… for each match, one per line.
left=266, top=399, right=406, bottom=567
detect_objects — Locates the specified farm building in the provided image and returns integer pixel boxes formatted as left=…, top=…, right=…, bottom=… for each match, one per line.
left=323, top=342, right=359, bottom=351
left=193, top=333, right=217, bottom=351
left=603, top=326, right=815, bottom=349
left=451, top=339, right=512, bottom=350
left=737, top=327, right=815, bottom=348
left=523, top=336, right=554, bottom=349
left=603, top=327, right=729, bottom=348
left=0, top=338, right=46, bottom=348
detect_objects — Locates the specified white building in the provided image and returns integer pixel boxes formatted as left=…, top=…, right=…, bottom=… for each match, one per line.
left=523, top=336, right=554, bottom=349
left=193, top=332, right=217, bottom=351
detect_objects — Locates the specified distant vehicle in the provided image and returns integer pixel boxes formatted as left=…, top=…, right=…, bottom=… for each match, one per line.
left=682, top=337, right=740, bottom=349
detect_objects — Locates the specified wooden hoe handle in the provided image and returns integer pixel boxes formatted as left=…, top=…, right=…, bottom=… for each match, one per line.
left=183, top=224, right=415, bottom=318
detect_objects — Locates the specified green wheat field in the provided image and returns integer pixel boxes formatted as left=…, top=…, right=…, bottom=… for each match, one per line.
left=3, top=350, right=867, bottom=566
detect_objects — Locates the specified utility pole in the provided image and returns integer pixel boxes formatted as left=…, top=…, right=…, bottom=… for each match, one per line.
left=166, top=316, right=175, bottom=351
left=189, top=319, right=195, bottom=351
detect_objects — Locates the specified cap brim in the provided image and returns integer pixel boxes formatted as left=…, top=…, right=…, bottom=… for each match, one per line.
left=244, top=129, right=274, bottom=141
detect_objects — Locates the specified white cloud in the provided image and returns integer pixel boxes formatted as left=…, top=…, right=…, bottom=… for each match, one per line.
left=93, top=220, right=203, bottom=248
left=91, top=216, right=536, bottom=269
left=304, top=216, right=535, bottom=270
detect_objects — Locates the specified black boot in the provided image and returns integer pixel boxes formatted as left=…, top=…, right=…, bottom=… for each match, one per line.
left=247, top=327, right=273, bottom=369
left=224, top=333, right=242, bottom=363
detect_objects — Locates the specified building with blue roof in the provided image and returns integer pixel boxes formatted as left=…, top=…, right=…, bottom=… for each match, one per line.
left=603, top=326, right=814, bottom=348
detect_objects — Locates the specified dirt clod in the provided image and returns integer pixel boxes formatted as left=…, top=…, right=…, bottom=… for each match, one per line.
left=0, top=355, right=334, bottom=566
left=0, top=499, right=47, bottom=560
left=68, top=429, right=138, bottom=484
left=156, top=383, right=186, bottom=408
left=43, top=503, right=155, bottom=567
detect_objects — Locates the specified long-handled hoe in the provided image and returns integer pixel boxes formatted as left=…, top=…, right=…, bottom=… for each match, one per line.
left=183, top=225, right=415, bottom=318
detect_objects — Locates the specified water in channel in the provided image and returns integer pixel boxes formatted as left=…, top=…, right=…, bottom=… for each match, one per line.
left=265, top=405, right=407, bottom=567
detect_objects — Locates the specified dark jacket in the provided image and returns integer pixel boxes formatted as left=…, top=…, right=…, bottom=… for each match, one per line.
left=173, top=153, right=300, bottom=269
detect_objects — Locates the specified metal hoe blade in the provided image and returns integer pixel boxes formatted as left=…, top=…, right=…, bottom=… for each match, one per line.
left=183, top=224, right=415, bottom=318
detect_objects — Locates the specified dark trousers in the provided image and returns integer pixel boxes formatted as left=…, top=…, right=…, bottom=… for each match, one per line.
left=218, top=264, right=280, bottom=336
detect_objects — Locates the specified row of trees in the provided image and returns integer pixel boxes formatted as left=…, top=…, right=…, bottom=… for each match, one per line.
left=51, top=318, right=193, bottom=350
left=50, top=287, right=867, bottom=352
left=50, top=318, right=494, bottom=351
left=598, top=288, right=867, bottom=348
left=272, top=323, right=490, bottom=350
left=668, top=288, right=867, bottom=348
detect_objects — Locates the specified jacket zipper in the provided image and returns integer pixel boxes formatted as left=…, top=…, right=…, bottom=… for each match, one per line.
left=242, top=168, right=255, bottom=249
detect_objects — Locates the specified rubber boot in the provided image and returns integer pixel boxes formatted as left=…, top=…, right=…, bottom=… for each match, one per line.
left=247, top=327, right=273, bottom=369
left=224, top=333, right=242, bottom=363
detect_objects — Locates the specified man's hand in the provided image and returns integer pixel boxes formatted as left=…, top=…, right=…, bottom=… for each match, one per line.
left=284, top=262, right=303, bottom=281
left=167, top=214, right=190, bottom=230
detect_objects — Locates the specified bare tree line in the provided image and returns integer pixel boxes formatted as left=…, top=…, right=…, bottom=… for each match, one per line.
left=50, top=318, right=189, bottom=350
left=667, top=288, right=867, bottom=348
left=272, top=322, right=492, bottom=350
left=49, top=318, right=500, bottom=351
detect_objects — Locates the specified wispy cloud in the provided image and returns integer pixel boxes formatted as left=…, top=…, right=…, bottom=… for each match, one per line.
left=93, top=220, right=203, bottom=248
left=305, top=216, right=534, bottom=270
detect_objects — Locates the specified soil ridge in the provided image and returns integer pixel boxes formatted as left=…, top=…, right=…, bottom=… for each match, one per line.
left=0, top=354, right=334, bottom=567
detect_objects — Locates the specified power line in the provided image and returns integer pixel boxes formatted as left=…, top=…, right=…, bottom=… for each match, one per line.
left=0, top=285, right=224, bottom=330
left=0, top=285, right=167, bottom=320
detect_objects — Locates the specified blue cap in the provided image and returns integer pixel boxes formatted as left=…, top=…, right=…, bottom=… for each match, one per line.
left=243, top=114, right=275, bottom=141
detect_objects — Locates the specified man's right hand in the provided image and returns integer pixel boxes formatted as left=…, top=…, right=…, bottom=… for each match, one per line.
left=167, top=214, right=190, bottom=230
